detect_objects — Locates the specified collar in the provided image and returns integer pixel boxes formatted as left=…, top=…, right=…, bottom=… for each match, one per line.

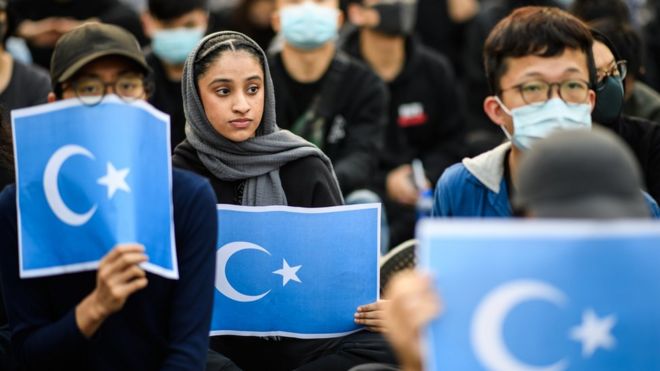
left=462, top=142, right=512, bottom=194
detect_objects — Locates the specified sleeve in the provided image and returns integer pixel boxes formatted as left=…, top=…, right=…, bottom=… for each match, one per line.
left=419, top=51, right=466, bottom=185
left=333, top=70, right=389, bottom=195
left=160, top=177, right=218, bottom=370
left=431, top=166, right=457, bottom=217
left=0, top=186, right=91, bottom=369
left=642, top=191, right=660, bottom=218
left=311, top=161, right=344, bottom=207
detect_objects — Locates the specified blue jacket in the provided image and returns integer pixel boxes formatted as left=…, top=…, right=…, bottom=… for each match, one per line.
left=433, top=143, right=660, bottom=218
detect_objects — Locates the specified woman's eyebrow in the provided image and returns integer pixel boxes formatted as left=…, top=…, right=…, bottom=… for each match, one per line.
left=207, top=77, right=233, bottom=86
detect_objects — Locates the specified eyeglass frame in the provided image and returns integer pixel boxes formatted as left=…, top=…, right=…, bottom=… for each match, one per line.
left=498, top=78, right=593, bottom=106
left=596, top=60, right=627, bottom=86
left=59, top=73, right=152, bottom=106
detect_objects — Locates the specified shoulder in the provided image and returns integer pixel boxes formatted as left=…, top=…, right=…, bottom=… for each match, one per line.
left=280, top=156, right=342, bottom=207
left=0, top=184, right=16, bottom=216
left=438, top=163, right=474, bottom=188
left=11, top=59, right=50, bottom=90
left=413, top=40, right=453, bottom=72
left=172, top=168, right=215, bottom=204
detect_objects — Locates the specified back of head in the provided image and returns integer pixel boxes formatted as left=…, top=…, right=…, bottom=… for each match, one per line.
left=483, top=6, right=595, bottom=93
left=148, top=0, right=208, bottom=21
left=513, top=127, right=649, bottom=218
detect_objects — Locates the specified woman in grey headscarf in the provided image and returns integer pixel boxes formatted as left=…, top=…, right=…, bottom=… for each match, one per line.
left=172, top=31, right=395, bottom=371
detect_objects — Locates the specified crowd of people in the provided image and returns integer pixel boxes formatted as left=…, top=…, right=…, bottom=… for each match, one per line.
left=0, top=0, right=658, bottom=370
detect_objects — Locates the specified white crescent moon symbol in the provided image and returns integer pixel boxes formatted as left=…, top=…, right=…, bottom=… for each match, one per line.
left=43, top=145, right=97, bottom=226
left=471, top=280, right=569, bottom=371
left=216, top=241, right=271, bottom=302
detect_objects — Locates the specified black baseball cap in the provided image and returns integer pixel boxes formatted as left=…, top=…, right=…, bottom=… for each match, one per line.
left=513, top=127, right=650, bottom=219
left=50, top=22, right=150, bottom=87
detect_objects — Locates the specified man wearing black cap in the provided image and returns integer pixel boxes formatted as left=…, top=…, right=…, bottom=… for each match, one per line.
left=0, top=22, right=219, bottom=370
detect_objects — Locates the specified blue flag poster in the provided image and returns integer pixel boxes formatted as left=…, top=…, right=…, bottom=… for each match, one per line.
left=417, top=220, right=660, bottom=371
left=12, top=96, right=177, bottom=279
left=210, top=203, right=380, bottom=338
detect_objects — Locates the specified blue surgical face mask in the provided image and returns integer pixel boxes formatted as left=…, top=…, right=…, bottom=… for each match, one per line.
left=152, top=27, right=205, bottom=65
left=280, top=2, right=339, bottom=50
left=497, top=97, right=592, bottom=150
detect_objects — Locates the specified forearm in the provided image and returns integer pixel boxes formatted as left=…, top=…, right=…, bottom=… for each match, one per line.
left=75, top=291, right=109, bottom=338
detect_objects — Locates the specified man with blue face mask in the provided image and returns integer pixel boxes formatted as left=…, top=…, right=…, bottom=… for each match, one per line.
left=268, top=0, right=388, bottom=198
left=141, top=0, right=208, bottom=151
left=432, top=6, right=660, bottom=218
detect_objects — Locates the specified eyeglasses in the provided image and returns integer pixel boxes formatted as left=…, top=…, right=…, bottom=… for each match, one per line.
left=596, top=60, right=627, bottom=83
left=499, top=79, right=591, bottom=105
left=66, top=74, right=147, bottom=106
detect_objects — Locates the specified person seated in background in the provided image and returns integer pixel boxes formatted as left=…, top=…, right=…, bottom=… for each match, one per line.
left=141, top=0, right=209, bottom=151
left=268, top=0, right=388, bottom=199
left=431, top=6, right=659, bottom=218
left=0, top=22, right=218, bottom=370
left=208, top=0, right=276, bottom=51
left=341, top=0, right=465, bottom=250
left=587, top=26, right=660, bottom=203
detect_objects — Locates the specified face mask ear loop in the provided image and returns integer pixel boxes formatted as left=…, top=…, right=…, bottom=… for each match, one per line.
left=494, top=95, right=513, bottom=140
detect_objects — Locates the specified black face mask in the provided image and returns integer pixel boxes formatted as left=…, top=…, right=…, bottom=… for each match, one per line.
left=371, top=1, right=417, bottom=37
left=592, top=75, right=624, bottom=125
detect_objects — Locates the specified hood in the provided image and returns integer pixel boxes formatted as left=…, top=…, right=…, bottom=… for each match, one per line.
left=462, top=142, right=511, bottom=193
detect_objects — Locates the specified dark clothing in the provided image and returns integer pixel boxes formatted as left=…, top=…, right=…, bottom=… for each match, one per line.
left=172, top=141, right=396, bottom=371
left=8, top=0, right=147, bottom=69
left=341, top=30, right=465, bottom=248
left=173, top=140, right=342, bottom=207
left=624, top=81, right=660, bottom=124
left=0, top=58, right=50, bottom=190
left=146, top=52, right=186, bottom=152
left=269, top=51, right=388, bottom=195
left=208, top=9, right=275, bottom=53
left=599, top=116, right=660, bottom=202
left=0, top=168, right=218, bottom=371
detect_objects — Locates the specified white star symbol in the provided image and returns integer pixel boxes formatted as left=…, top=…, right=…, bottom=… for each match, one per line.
left=570, top=308, right=617, bottom=358
left=272, top=259, right=302, bottom=286
left=97, top=162, right=131, bottom=199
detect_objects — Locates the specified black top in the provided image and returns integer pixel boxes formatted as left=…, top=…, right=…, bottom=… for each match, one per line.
left=146, top=52, right=186, bottom=152
left=269, top=51, right=388, bottom=195
left=172, top=140, right=343, bottom=207
left=342, top=30, right=465, bottom=191
left=0, top=169, right=218, bottom=370
left=600, top=116, right=660, bottom=203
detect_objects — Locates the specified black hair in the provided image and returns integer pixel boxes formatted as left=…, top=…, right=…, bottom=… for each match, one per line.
left=570, top=0, right=631, bottom=25
left=193, top=34, right=265, bottom=82
left=148, top=0, right=208, bottom=21
left=484, top=6, right=596, bottom=94
left=589, top=18, right=643, bottom=79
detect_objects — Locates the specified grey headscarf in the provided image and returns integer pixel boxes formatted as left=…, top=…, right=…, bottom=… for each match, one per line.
left=182, top=31, right=342, bottom=206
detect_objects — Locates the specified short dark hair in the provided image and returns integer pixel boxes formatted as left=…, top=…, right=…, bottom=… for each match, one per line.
left=148, top=0, right=208, bottom=22
left=589, top=18, right=643, bottom=78
left=193, top=34, right=265, bottom=83
left=483, top=6, right=596, bottom=94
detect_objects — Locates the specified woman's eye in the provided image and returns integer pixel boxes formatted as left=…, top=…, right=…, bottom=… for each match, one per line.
left=216, top=88, right=230, bottom=96
left=247, top=86, right=259, bottom=94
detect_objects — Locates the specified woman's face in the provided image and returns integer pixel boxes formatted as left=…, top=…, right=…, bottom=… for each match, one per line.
left=198, top=50, right=265, bottom=142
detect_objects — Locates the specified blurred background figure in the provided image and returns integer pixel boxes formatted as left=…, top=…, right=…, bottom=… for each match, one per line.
left=341, top=0, right=465, bottom=250
left=141, top=0, right=209, bottom=151
left=7, top=0, right=146, bottom=69
left=209, top=0, right=276, bottom=51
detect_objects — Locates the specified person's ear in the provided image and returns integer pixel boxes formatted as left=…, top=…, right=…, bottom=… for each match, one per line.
left=347, top=3, right=363, bottom=25
left=47, top=92, right=56, bottom=103
left=141, top=12, right=157, bottom=39
left=483, top=95, right=509, bottom=128
left=271, top=9, right=281, bottom=32
left=587, top=89, right=596, bottom=112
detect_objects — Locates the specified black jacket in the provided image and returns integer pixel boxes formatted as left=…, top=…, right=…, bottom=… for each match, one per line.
left=172, top=140, right=342, bottom=207
left=146, top=52, right=186, bottom=152
left=341, top=29, right=465, bottom=191
left=269, top=51, right=388, bottom=196
left=600, top=115, right=660, bottom=202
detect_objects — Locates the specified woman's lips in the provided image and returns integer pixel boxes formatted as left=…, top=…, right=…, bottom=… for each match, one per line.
left=229, top=118, right=252, bottom=128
